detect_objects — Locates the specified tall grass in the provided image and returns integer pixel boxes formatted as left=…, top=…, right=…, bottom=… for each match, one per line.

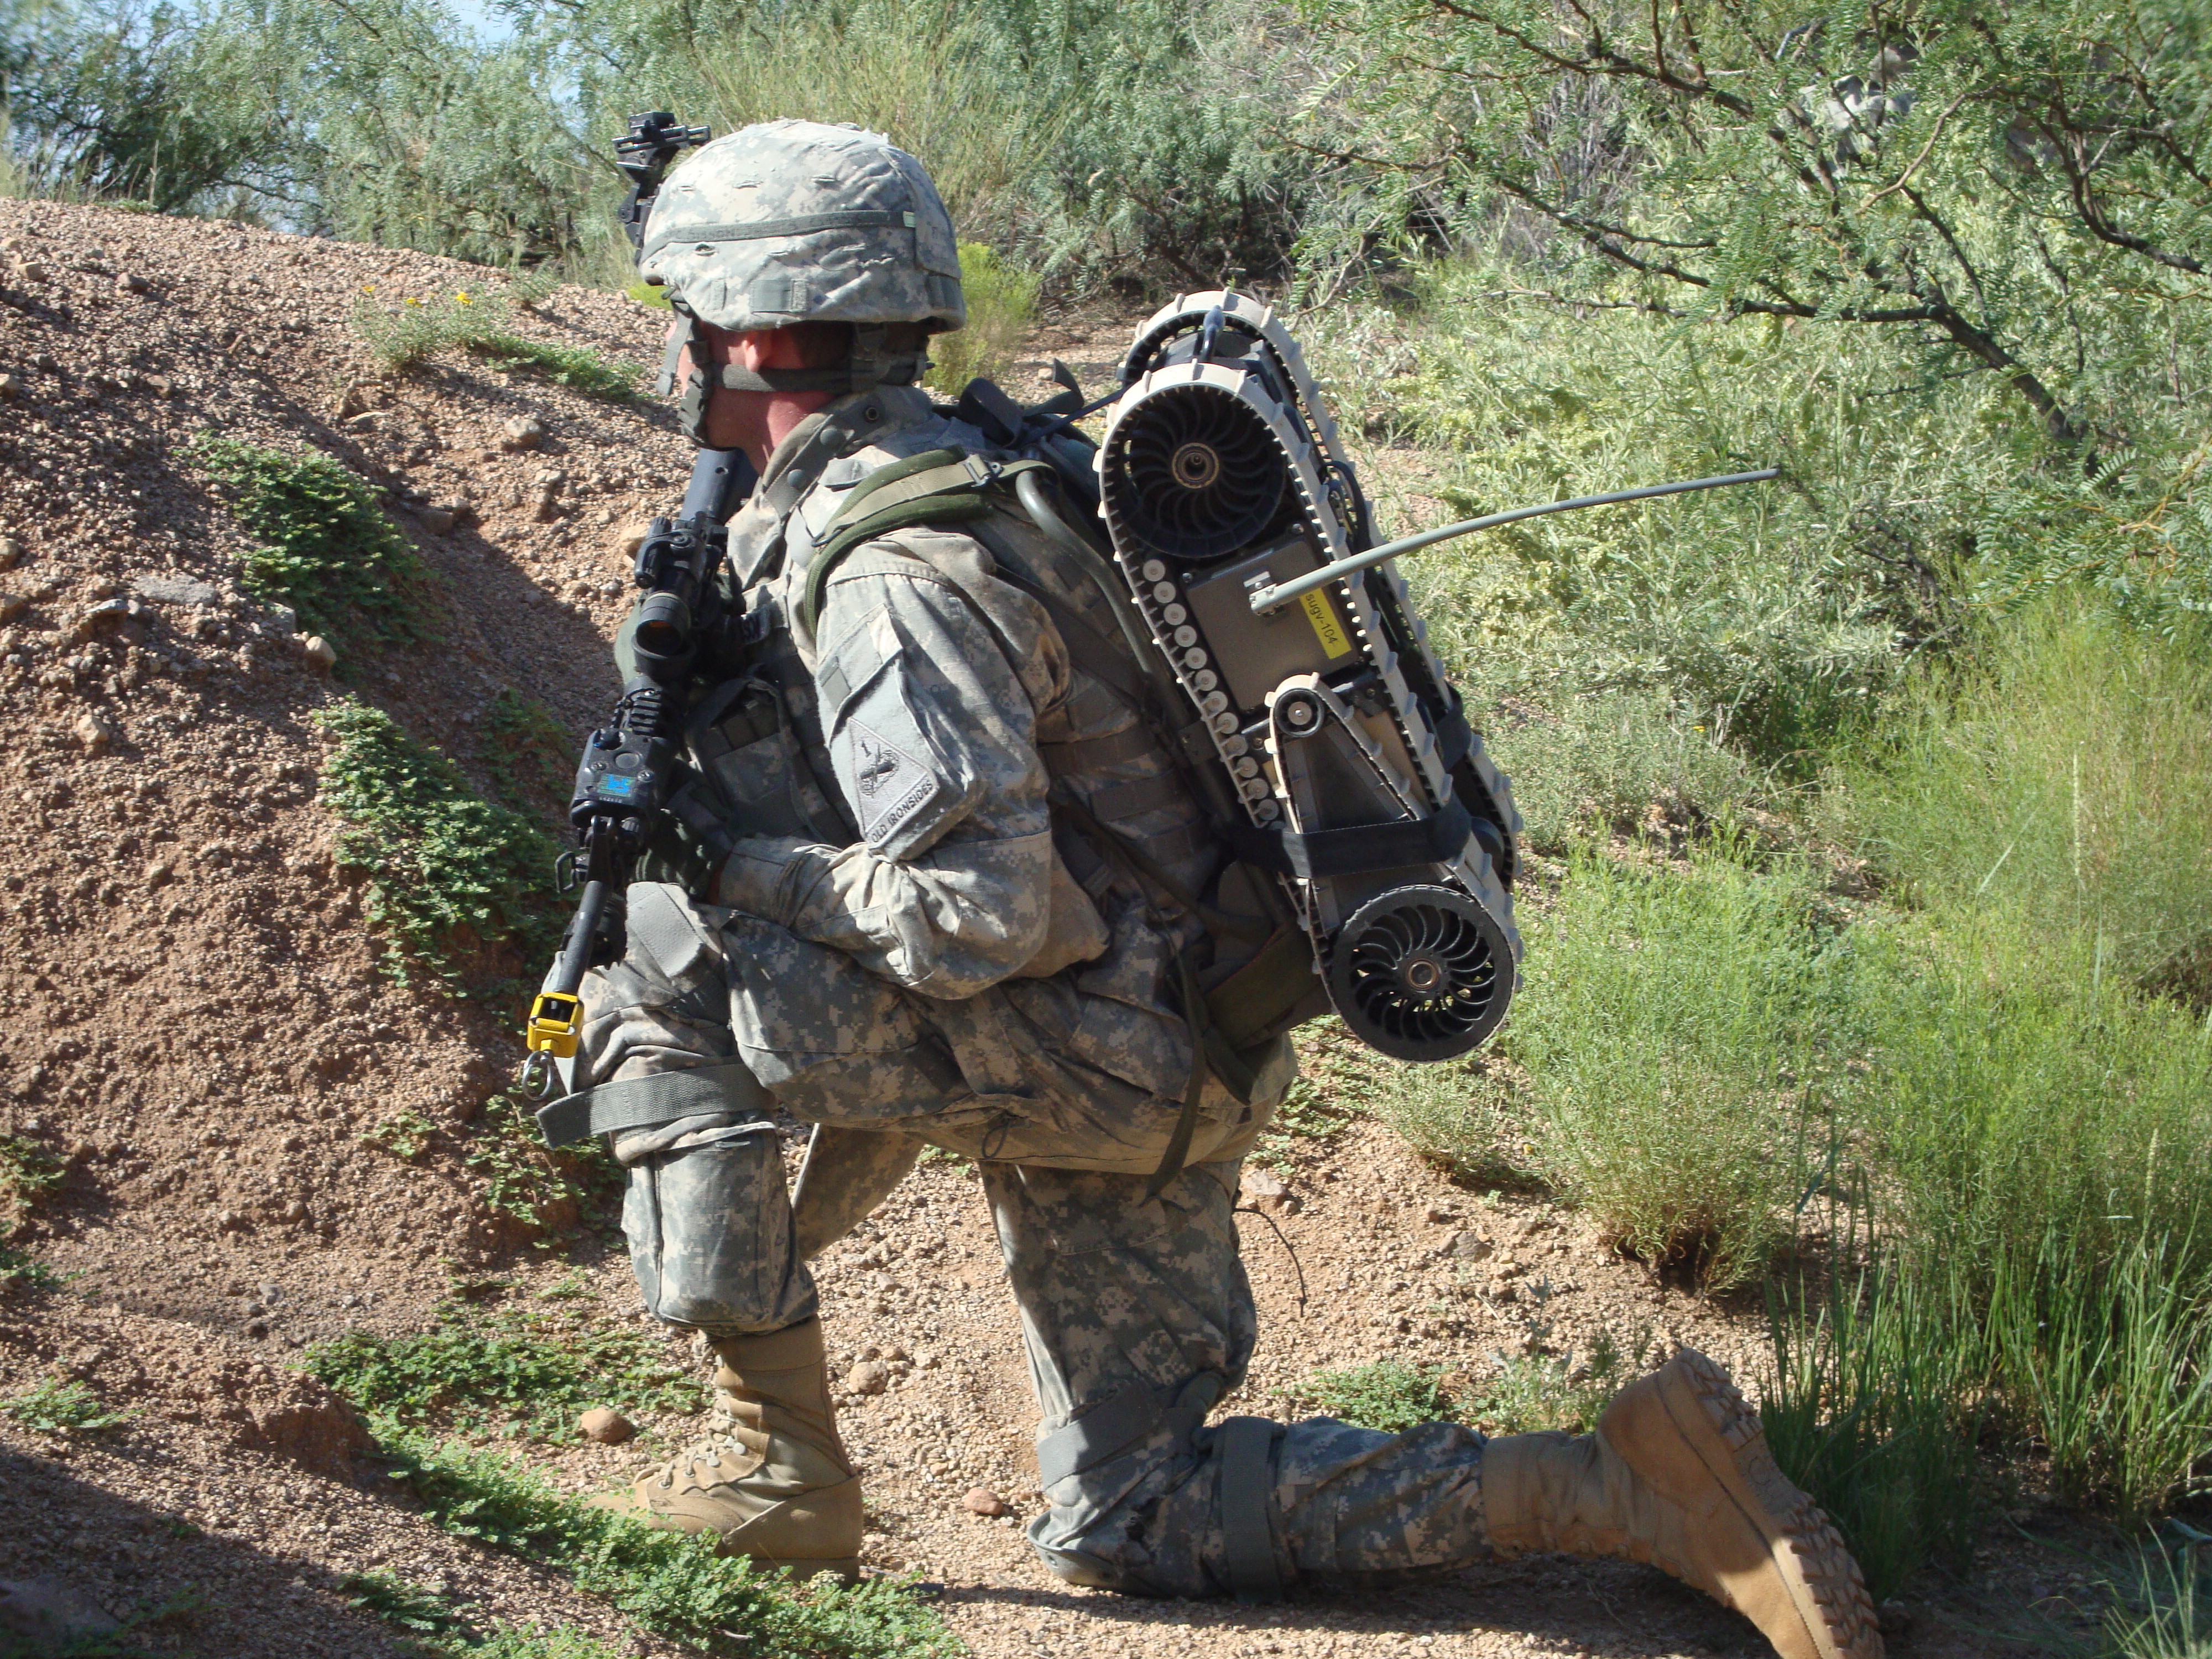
left=1848, top=924, right=2212, bottom=1307
left=1853, top=606, right=2212, bottom=1003
left=1762, top=1249, right=1987, bottom=1600
left=1756, top=607, right=2212, bottom=1578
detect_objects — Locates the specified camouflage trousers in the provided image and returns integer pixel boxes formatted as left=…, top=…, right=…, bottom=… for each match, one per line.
left=577, top=884, right=1491, bottom=1596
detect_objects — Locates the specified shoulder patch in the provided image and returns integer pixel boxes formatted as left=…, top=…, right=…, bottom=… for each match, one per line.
left=848, top=719, right=941, bottom=847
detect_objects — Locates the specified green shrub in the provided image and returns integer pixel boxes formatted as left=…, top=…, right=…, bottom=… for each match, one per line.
left=926, top=241, right=1040, bottom=394
left=354, top=288, right=642, bottom=400
left=314, top=701, right=564, bottom=990
left=482, top=689, right=577, bottom=818
left=3, top=1376, right=131, bottom=1433
left=341, top=1571, right=471, bottom=1644
left=1247, top=1074, right=1356, bottom=1172
left=345, top=1568, right=670, bottom=1657
left=375, top=1432, right=958, bottom=1657
left=1278, top=1360, right=1448, bottom=1433
left=1458, top=1346, right=1625, bottom=1437
left=1499, top=846, right=1842, bottom=1289
left=0, top=1135, right=62, bottom=1239
left=463, top=1091, right=617, bottom=1238
left=1365, top=1057, right=1538, bottom=1191
left=305, top=1298, right=697, bottom=1442
left=0, top=1244, right=59, bottom=1292
left=195, top=435, right=432, bottom=656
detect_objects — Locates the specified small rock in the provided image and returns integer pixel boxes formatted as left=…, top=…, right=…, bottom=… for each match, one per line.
left=134, top=575, right=220, bottom=608
left=0, top=374, right=20, bottom=398
left=962, top=1486, right=1010, bottom=1517
left=12, top=262, right=48, bottom=283
left=345, top=411, right=382, bottom=430
left=501, top=416, right=546, bottom=451
left=300, top=635, right=336, bottom=672
left=144, top=859, right=174, bottom=888
left=1444, top=1230, right=1494, bottom=1262
left=0, top=592, right=25, bottom=624
left=218, top=1210, right=246, bottom=1233
left=281, top=1200, right=309, bottom=1223
left=0, top=538, right=20, bottom=570
left=617, top=521, right=654, bottom=560
left=580, top=1407, right=635, bottom=1445
left=1424, top=1204, right=1458, bottom=1224
left=73, top=715, right=113, bottom=754
left=845, top=1361, right=890, bottom=1396
left=419, top=506, right=457, bottom=535
left=114, top=273, right=149, bottom=295
left=0, top=1578, right=121, bottom=1645
left=243, top=1317, right=268, bottom=1337
left=1240, top=1167, right=1300, bottom=1215
left=269, top=604, right=299, bottom=635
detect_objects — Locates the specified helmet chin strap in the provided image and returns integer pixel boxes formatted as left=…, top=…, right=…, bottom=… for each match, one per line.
left=660, top=315, right=926, bottom=443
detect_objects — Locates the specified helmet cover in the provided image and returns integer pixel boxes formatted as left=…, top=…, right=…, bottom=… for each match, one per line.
left=639, top=118, right=964, bottom=335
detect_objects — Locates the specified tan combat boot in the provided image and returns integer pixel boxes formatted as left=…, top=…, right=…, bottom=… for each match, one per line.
left=1483, top=1349, right=1882, bottom=1659
left=591, top=1317, right=863, bottom=1582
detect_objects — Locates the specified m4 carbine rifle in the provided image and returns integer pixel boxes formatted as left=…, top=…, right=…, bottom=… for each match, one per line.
left=520, top=110, right=747, bottom=1097
left=520, top=447, right=753, bottom=1095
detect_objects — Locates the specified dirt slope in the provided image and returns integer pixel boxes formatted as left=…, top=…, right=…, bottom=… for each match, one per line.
left=0, top=199, right=2016, bottom=1659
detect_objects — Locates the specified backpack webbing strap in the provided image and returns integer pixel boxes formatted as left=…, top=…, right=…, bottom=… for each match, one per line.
left=1214, top=1415, right=1286, bottom=1603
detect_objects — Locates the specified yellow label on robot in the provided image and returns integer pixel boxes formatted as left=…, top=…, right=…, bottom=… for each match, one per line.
left=1299, top=591, right=1355, bottom=660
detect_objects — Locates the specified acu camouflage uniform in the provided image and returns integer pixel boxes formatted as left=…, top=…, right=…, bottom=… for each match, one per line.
left=577, top=385, right=1496, bottom=1596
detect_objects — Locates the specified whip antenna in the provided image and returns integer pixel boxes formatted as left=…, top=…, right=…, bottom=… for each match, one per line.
left=1249, top=468, right=1778, bottom=614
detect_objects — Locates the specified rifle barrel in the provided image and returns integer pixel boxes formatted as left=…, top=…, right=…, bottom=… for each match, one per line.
left=1249, top=468, right=1779, bottom=614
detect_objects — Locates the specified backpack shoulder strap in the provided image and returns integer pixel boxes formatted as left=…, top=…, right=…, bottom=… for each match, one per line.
left=794, top=447, right=1069, bottom=640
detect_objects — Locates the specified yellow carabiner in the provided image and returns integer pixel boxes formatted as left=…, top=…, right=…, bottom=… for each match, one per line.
left=525, top=990, right=583, bottom=1059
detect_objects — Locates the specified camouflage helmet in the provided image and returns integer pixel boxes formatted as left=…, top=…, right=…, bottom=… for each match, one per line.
left=642, top=119, right=964, bottom=425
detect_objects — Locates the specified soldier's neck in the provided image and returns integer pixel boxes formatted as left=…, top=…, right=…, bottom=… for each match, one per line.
left=717, top=388, right=836, bottom=473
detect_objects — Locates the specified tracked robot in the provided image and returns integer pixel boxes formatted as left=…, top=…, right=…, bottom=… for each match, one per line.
left=1093, top=293, right=1772, bottom=1062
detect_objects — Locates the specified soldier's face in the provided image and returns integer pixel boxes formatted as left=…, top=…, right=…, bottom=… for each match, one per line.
left=672, top=320, right=835, bottom=466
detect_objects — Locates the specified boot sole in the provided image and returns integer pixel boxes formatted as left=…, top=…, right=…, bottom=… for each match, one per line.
left=1653, top=1352, right=1883, bottom=1659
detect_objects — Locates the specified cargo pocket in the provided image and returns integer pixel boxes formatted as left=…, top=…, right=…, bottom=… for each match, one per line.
left=622, top=1124, right=811, bottom=1335
left=721, top=911, right=961, bottom=1124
